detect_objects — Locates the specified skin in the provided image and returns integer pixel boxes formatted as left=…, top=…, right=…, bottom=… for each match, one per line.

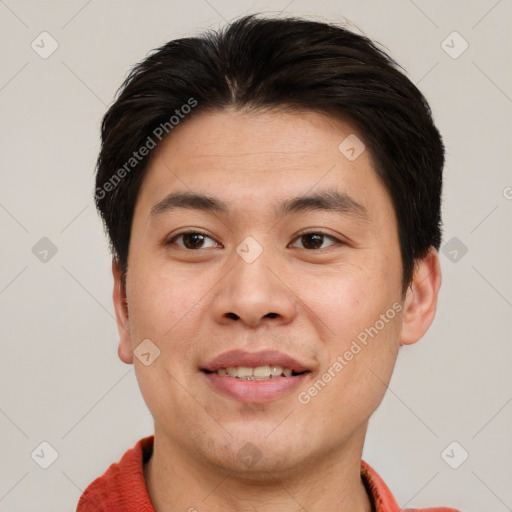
left=112, top=109, right=441, bottom=511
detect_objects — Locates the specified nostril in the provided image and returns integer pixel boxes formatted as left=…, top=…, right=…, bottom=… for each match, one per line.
left=224, top=312, right=277, bottom=321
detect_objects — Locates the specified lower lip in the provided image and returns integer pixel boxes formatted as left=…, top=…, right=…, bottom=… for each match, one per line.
left=203, top=372, right=309, bottom=403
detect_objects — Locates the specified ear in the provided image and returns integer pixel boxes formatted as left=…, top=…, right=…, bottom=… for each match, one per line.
left=112, top=258, right=133, bottom=364
left=400, top=247, right=442, bottom=346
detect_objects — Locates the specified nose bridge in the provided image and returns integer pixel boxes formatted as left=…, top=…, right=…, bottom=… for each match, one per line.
left=212, top=236, right=297, bottom=327
left=233, top=244, right=276, bottom=299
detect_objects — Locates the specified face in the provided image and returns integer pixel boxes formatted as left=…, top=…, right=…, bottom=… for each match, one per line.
left=113, top=109, right=440, bottom=476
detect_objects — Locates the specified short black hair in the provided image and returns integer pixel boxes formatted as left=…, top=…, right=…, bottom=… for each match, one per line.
left=95, top=14, right=444, bottom=291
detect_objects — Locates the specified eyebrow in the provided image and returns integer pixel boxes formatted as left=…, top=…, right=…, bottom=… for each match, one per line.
left=276, top=189, right=368, bottom=220
left=150, top=188, right=369, bottom=221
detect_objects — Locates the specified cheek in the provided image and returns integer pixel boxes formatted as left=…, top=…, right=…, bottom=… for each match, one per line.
left=297, top=259, right=401, bottom=341
left=126, top=250, right=210, bottom=342
left=301, top=265, right=403, bottom=398
left=299, top=277, right=402, bottom=427
left=126, top=256, right=210, bottom=423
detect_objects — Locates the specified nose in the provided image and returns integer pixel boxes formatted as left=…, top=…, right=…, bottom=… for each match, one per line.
left=210, top=246, right=297, bottom=328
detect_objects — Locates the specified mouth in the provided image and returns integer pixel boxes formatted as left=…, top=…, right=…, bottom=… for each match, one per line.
left=203, top=365, right=306, bottom=380
left=201, top=350, right=312, bottom=402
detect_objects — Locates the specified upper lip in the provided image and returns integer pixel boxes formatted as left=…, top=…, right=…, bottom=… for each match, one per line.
left=202, top=350, right=311, bottom=373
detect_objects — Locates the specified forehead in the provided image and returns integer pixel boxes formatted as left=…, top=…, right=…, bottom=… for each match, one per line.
left=151, top=108, right=362, bottom=166
left=135, top=109, right=392, bottom=222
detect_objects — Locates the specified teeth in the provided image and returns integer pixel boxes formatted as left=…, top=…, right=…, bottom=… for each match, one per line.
left=270, top=365, right=283, bottom=377
left=227, top=367, right=238, bottom=377
left=253, top=365, right=271, bottom=378
left=217, top=365, right=296, bottom=379
left=236, top=366, right=253, bottom=378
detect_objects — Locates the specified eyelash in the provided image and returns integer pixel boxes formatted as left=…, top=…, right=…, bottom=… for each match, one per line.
left=166, top=230, right=342, bottom=251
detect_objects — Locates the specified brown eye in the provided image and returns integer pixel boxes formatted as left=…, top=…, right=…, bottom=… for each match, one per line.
left=291, top=232, right=338, bottom=250
left=169, top=232, right=218, bottom=250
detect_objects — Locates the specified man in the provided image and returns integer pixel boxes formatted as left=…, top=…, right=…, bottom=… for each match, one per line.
left=78, top=14, right=458, bottom=511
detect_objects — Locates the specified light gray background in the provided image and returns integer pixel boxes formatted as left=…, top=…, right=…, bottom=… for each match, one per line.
left=1, top=1, right=511, bottom=511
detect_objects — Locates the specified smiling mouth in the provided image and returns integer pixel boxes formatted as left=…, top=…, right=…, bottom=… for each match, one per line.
left=203, top=365, right=309, bottom=380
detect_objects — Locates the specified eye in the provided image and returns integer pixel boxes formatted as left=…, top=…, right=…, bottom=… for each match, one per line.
left=167, top=231, right=219, bottom=250
left=290, top=232, right=340, bottom=250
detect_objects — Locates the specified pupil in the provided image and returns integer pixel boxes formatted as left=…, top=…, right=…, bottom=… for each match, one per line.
left=304, top=234, right=322, bottom=249
left=184, top=233, right=204, bottom=249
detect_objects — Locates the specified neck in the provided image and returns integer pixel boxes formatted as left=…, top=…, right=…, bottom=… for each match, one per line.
left=144, top=429, right=373, bottom=512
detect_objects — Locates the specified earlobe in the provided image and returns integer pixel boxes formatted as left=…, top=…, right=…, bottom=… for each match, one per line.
left=400, top=248, right=442, bottom=346
left=112, top=258, right=133, bottom=364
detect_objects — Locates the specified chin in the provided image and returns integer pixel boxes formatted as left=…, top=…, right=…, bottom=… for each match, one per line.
left=213, top=450, right=303, bottom=482
left=204, top=432, right=307, bottom=478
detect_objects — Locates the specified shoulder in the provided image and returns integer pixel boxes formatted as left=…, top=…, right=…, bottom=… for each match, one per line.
left=362, top=460, right=461, bottom=512
left=403, top=509, right=461, bottom=512
left=76, top=436, right=154, bottom=512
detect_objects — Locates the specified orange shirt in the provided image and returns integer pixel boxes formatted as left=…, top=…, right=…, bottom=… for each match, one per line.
left=77, top=436, right=460, bottom=512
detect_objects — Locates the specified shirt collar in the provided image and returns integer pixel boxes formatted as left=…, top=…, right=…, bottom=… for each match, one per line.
left=78, top=436, right=405, bottom=512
